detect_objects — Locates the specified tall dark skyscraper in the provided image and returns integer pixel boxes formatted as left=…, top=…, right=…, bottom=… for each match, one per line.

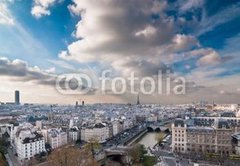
left=137, top=94, right=140, bottom=105
left=15, top=90, right=20, bottom=105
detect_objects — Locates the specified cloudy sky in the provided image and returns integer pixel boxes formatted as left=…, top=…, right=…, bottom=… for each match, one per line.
left=0, top=0, right=240, bottom=104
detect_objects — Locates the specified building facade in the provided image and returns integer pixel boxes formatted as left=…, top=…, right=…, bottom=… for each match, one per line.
left=14, top=123, right=45, bottom=160
left=172, top=118, right=236, bottom=156
left=68, top=127, right=80, bottom=142
left=81, top=123, right=110, bottom=143
left=46, top=128, right=68, bottom=149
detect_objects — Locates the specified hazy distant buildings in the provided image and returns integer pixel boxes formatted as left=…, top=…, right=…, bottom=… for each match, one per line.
left=15, top=90, right=20, bottom=105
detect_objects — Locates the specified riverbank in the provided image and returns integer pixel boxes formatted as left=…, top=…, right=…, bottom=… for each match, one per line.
left=128, top=131, right=167, bottom=149
left=125, top=129, right=148, bottom=146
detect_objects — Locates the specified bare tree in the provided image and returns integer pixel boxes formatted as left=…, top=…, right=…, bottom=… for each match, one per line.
left=0, top=153, right=7, bottom=166
left=47, top=144, right=98, bottom=166
left=128, top=144, right=145, bottom=165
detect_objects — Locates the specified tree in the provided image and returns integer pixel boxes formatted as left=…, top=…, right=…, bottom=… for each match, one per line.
left=142, top=156, right=157, bottom=166
left=0, top=153, right=7, bottom=166
left=84, top=138, right=101, bottom=157
left=0, top=138, right=8, bottom=156
left=128, top=144, right=157, bottom=166
left=75, top=139, right=81, bottom=145
left=47, top=144, right=99, bottom=166
left=128, top=144, right=146, bottom=165
left=155, top=133, right=165, bottom=145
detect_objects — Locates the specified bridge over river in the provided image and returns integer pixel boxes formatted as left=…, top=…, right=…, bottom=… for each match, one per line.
left=105, top=146, right=130, bottom=156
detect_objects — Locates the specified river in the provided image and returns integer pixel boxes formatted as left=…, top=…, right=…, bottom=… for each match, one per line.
left=137, top=132, right=164, bottom=148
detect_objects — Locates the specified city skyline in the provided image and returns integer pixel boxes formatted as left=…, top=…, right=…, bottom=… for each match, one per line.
left=0, top=0, right=240, bottom=104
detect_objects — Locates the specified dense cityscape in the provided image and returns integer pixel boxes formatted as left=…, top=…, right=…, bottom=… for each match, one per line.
left=0, top=91, right=239, bottom=165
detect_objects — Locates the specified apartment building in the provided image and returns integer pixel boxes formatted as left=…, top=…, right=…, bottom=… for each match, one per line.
left=232, top=133, right=240, bottom=155
left=68, top=126, right=80, bottom=142
left=172, top=118, right=236, bottom=156
left=81, top=123, right=110, bottom=143
left=46, top=128, right=68, bottom=149
left=0, top=123, right=14, bottom=143
left=171, top=119, right=187, bottom=153
left=14, top=123, right=45, bottom=160
left=112, top=120, right=122, bottom=136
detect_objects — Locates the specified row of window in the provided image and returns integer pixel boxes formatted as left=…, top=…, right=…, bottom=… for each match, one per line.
left=174, top=130, right=184, bottom=133
left=174, top=138, right=185, bottom=142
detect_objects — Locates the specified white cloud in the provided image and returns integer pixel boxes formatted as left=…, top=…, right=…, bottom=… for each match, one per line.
left=31, top=5, right=50, bottom=18
left=0, top=2, right=14, bottom=25
left=45, top=67, right=56, bottom=73
left=31, top=0, right=62, bottom=18
left=0, top=56, right=56, bottom=86
left=61, top=0, right=210, bottom=78
left=169, top=34, right=200, bottom=52
left=184, top=48, right=222, bottom=66
left=48, top=59, right=75, bottom=70
left=197, top=50, right=221, bottom=66
left=179, top=0, right=205, bottom=12
left=135, top=26, right=158, bottom=39
left=196, top=2, right=240, bottom=36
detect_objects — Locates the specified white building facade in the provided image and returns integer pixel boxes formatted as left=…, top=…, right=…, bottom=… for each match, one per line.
left=68, top=127, right=80, bottom=142
left=47, top=128, right=68, bottom=149
left=81, top=123, right=110, bottom=143
left=14, top=123, right=45, bottom=160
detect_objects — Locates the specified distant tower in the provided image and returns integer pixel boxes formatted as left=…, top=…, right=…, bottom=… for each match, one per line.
left=15, top=90, right=20, bottom=105
left=137, top=94, right=140, bottom=105
left=69, top=119, right=74, bottom=129
left=36, top=120, right=42, bottom=129
left=48, top=105, right=53, bottom=122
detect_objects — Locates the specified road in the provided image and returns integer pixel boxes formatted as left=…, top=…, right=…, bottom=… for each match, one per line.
left=7, top=147, right=21, bottom=166
left=152, top=135, right=191, bottom=166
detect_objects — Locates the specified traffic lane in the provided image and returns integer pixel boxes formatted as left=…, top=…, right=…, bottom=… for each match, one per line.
left=164, top=157, right=176, bottom=166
